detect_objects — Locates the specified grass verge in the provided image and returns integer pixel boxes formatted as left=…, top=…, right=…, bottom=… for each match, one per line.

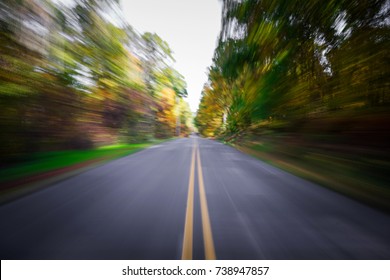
left=1, top=144, right=143, bottom=184
left=0, top=139, right=171, bottom=187
left=0, top=139, right=175, bottom=204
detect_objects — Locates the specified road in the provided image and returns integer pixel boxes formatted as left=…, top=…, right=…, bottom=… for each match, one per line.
left=1, top=137, right=390, bottom=259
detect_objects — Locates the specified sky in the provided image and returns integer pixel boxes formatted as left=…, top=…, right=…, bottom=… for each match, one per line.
left=120, top=0, right=222, bottom=112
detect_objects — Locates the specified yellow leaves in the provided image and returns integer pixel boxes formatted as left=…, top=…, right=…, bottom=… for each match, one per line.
left=155, top=87, right=176, bottom=132
left=125, top=52, right=145, bottom=89
left=160, top=88, right=176, bottom=106
left=100, top=78, right=117, bottom=89
left=196, top=84, right=225, bottom=136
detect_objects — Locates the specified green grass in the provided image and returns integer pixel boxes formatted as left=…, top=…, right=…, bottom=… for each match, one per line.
left=0, top=142, right=156, bottom=184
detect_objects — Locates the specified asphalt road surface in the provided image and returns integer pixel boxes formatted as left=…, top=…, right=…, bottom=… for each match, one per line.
left=1, top=137, right=389, bottom=259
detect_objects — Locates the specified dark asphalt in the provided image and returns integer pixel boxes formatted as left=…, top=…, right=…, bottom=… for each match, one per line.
left=0, top=137, right=389, bottom=259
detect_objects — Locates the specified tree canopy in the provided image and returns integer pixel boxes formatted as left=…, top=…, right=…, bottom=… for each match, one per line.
left=0, top=0, right=192, bottom=163
left=196, top=0, right=389, bottom=136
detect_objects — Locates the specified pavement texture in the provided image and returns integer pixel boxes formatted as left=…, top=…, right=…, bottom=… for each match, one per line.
left=1, top=137, right=389, bottom=259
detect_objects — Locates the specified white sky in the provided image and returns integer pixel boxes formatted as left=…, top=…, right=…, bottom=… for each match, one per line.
left=120, top=0, right=222, bottom=112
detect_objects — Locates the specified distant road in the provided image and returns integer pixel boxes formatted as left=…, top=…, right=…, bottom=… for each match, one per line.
left=1, top=137, right=389, bottom=259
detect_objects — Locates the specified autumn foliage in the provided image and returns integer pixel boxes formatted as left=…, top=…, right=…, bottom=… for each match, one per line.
left=0, top=0, right=192, bottom=164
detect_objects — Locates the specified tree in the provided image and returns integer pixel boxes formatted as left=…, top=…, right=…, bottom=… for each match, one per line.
left=197, top=0, right=390, bottom=137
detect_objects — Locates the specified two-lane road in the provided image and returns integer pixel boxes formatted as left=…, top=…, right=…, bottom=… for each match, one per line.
left=1, top=137, right=390, bottom=259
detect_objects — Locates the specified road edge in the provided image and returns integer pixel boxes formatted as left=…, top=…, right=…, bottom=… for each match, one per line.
left=0, top=139, right=176, bottom=206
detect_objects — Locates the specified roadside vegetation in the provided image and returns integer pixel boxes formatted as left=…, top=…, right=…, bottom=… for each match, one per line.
left=196, top=0, right=390, bottom=210
left=0, top=142, right=162, bottom=185
left=0, top=0, right=194, bottom=193
left=0, top=0, right=192, bottom=170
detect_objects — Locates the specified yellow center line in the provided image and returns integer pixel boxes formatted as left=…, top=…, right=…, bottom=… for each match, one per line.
left=181, top=140, right=196, bottom=260
left=197, top=145, right=217, bottom=260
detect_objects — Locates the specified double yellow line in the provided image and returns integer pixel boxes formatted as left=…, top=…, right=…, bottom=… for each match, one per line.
left=181, top=139, right=216, bottom=260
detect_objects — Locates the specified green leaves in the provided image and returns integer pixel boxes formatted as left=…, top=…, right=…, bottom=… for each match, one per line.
left=0, top=0, right=190, bottom=163
left=196, top=0, right=390, bottom=137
